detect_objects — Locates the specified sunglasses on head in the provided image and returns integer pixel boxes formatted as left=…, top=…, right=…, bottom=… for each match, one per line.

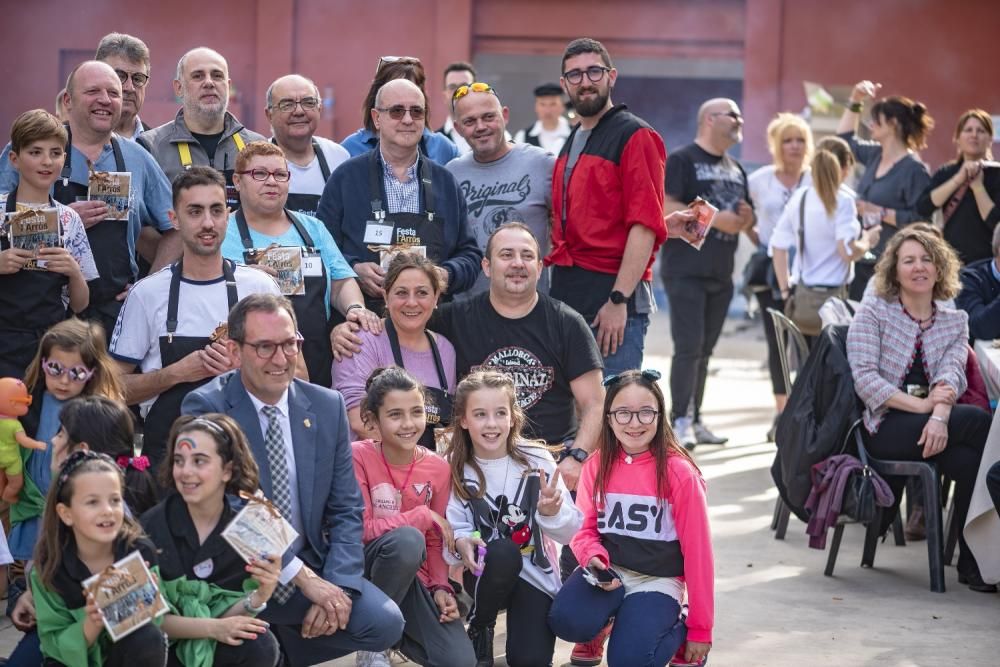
left=375, top=55, right=421, bottom=77
left=42, top=358, right=95, bottom=383
left=602, top=369, right=662, bottom=388
left=451, top=82, right=499, bottom=109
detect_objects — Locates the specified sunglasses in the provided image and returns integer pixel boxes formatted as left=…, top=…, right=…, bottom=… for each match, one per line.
left=375, top=56, right=421, bottom=77
left=602, top=369, right=662, bottom=388
left=42, top=358, right=96, bottom=383
left=711, top=110, right=743, bottom=121
left=451, top=82, right=499, bottom=109
left=562, top=65, right=611, bottom=85
left=375, top=105, right=426, bottom=121
left=236, top=168, right=291, bottom=182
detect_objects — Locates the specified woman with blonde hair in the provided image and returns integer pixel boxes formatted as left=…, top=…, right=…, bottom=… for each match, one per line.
left=747, top=113, right=813, bottom=436
left=846, top=227, right=993, bottom=592
left=917, top=109, right=1000, bottom=263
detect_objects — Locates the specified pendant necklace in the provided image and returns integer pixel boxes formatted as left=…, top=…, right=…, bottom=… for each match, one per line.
left=379, top=443, right=418, bottom=508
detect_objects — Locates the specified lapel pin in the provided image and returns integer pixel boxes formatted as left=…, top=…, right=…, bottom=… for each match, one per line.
left=304, top=418, right=312, bottom=429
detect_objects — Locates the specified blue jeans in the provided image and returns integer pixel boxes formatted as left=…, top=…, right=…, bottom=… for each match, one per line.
left=596, top=314, right=650, bottom=378
left=549, top=568, right=689, bottom=667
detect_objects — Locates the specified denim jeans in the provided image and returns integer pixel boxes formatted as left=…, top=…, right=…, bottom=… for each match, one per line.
left=549, top=568, right=689, bottom=667
left=596, top=314, right=650, bottom=378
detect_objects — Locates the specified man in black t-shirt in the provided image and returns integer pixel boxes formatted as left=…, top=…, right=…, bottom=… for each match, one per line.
left=662, top=97, right=755, bottom=449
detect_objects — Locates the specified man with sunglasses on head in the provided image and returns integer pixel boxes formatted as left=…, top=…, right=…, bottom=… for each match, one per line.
left=447, top=81, right=556, bottom=295
left=661, top=98, right=754, bottom=450
left=109, top=166, right=280, bottom=468
left=266, top=74, right=350, bottom=219
left=317, top=78, right=481, bottom=311
left=139, top=47, right=265, bottom=209
left=549, top=38, right=670, bottom=383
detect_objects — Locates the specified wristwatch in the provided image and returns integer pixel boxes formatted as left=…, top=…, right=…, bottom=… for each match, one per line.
left=609, top=290, right=628, bottom=305
left=560, top=447, right=588, bottom=464
left=243, top=592, right=268, bottom=615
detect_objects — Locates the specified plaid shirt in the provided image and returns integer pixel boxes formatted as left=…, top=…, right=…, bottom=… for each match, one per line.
left=379, top=150, right=420, bottom=214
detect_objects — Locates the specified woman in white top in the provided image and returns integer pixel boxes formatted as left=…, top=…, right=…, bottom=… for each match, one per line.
left=771, top=137, right=881, bottom=341
left=747, top=113, right=813, bottom=437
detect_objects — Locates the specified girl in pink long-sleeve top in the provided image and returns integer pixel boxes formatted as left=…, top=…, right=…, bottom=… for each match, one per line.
left=548, top=369, right=715, bottom=667
left=351, top=367, right=475, bottom=667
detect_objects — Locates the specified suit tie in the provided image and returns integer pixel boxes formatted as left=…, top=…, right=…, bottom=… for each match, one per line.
left=261, top=405, right=295, bottom=604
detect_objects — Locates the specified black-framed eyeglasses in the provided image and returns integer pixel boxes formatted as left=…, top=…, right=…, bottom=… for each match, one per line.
left=375, top=56, right=421, bottom=76
left=114, top=69, right=150, bottom=88
left=42, top=358, right=95, bottom=383
left=376, top=105, right=426, bottom=121
left=608, top=408, right=659, bottom=425
left=562, top=66, right=611, bottom=85
left=711, top=110, right=743, bottom=121
left=273, top=97, right=320, bottom=113
left=235, top=168, right=291, bottom=182
left=239, top=335, right=304, bottom=360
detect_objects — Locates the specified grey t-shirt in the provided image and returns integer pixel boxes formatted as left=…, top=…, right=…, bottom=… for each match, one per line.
left=447, top=142, right=556, bottom=295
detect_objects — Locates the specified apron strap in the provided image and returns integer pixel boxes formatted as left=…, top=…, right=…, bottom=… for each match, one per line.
left=222, top=258, right=238, bottom=309
left=235, top=208, right=317, bottom=250
left=367, top=150, right=386, bottom=221
left=177, top=143, right=193, bottom=169
left=418, top=156, right=435, bottom=222
left=60, top=124, right=73, bottom=186
left=385, top=318, right=405, bottom=368
left=167, top=258, right=240, bottom=335
left=424, top=328, right=448, bottom=390
left=5, top=187, right=17, bottom=214
left=314, top=140, right=331, bottom=181
left=286, top=210, right=316, bottom=248
left=384, top=319, right=449, bottom=390
left=109, top=137, right=126, bottom=172
left=235, top=208, right=255, bottom=250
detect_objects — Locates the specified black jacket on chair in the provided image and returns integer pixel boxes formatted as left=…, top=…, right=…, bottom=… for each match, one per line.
left=771, top=325, right=862, bottom=521
left=956, top=257, right=1000, bottom=341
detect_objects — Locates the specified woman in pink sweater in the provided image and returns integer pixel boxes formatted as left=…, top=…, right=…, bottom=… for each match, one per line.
left=351, top=367, right=474, bottom=667
left=548, top=369, right=714, bottom=667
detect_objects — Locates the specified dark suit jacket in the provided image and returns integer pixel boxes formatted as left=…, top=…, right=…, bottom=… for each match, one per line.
left=181, top=371, right=365, bottom=593
left=957, top=258, right=1000, bottom=341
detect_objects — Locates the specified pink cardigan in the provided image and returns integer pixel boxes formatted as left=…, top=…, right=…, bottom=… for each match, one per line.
left=847, top=297, right=969, bottom=432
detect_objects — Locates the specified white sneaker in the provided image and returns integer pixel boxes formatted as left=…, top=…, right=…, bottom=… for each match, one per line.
left=673, top=417, right=697, bottom=450
left=356, top=651, right=392, bottom=667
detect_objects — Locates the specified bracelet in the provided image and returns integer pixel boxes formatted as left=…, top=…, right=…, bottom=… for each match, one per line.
left=928, top=415, right=948, bottom=425
left=243, top=592, right=267, bottom=614
left=848, top=101, right=864, bottom=113
left=346, top=303, right=364, bottom=312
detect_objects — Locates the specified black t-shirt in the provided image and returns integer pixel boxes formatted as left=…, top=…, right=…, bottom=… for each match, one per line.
left=433, top=291, right=603, bottom=443
left=902, top=346, right=930, bottom=388
left=191, top=130, right=225, bottom=163
left=661, top=142, right=750, bottom=280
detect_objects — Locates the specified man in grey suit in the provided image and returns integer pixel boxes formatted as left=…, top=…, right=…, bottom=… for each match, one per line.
left=182, top=293, right=404, bottom=665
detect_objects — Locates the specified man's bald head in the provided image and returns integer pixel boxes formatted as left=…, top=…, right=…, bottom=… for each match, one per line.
left=697, top=98, right=736, bottom=127
left=266, top=74, right=320, bottom=109
left=65, top=60, right=119, bottom=97
left=64, top=61, right=122, bottom=138
left=176, top=47, right=228, bottom=80
left=375, top=78, right=425, bottom=109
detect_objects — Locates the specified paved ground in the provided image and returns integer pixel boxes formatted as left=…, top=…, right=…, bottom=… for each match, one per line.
left=3, top=311, right=998, bottom=665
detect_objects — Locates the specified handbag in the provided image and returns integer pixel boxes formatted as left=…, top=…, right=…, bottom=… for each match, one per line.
left=784, top=192, right=848, bottom=336
left=742, top=248, right=773, bottom=291
left=842, top=438, right=878, bottom=524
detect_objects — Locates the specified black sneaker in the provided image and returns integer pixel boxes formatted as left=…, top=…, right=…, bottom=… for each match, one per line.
left=467, top=624, right=495, bottom=667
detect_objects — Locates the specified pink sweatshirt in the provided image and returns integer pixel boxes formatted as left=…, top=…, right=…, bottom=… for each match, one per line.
left=571, top=449, right=715, bottom=644
left=351, top=439, right=453, bottom=593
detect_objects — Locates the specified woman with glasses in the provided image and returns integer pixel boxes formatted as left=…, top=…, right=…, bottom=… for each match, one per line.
left=747, top=113, right=814, bottom=438
left=836, top=80, right=933, bottom=299
left=340, top=57, right=459, bottom=165
left=222, top=141, right=379, bottom=388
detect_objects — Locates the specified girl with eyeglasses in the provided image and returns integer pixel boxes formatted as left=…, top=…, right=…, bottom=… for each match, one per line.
left=548, top=370, right=714, bottom=667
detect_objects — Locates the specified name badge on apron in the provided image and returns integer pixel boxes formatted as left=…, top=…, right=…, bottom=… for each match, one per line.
left=301, top=250, right=323, bottom=277
left=363, top=221, right=394, bottom=244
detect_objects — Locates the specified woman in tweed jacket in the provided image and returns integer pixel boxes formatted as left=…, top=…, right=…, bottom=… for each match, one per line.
left=847, top=226, right=993, bottom=591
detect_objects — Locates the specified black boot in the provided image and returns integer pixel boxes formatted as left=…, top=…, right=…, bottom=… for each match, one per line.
left=467, top=623, right=495, bottom=667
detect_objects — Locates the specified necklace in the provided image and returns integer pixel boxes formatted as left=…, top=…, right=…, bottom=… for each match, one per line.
left=622, top=448, right=649, bottom=465
left=379, top=443, right=419, bottom=508
left=902, top=302, right=936, bottom=328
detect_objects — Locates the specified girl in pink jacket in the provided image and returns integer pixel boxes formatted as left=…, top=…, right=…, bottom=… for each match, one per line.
left=548, top=369, right=715, bottom=667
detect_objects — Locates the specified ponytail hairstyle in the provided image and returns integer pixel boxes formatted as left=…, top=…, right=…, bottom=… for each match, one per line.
left=811, top=150, right=843, bottom=216
left=34, top=450, right=144, bottom=590
left=24, top=319, right=124, bottom=402
left=594, top=370, right=698, bottom=509
left=160, top=414, right=260, bottom=497
left=446, top=370, right=537, bottom=500
left=58, top=396, right=158, bottom=515
left=360, top=366, right=427, bottom=430
left=870, top=95, right=935, bottom=151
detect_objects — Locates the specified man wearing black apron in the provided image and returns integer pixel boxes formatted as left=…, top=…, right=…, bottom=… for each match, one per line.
left=265, top=74, right=350, bottom=220
left=110, top=166, right=280, bottom=467
left=383, top=319, right=453, bottom=449
left=0, top=61, right=180, bottom=338
left=137, top=47, right=264, bottom=212
left=316, top=79, right=482, bottom=314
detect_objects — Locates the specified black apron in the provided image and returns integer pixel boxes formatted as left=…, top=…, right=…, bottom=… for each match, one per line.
left=141, top=258, right=239, bottom=468
left=52, top=128, right=131, bottom=337
left=273, top=139, right=331, bottom=219
left=364, top=150, right=445, bottom=312
left=235, top=208, right=332, bottom=387
left=0, top=190, right=68, bottom=378
left=384, top=319, right=452, bottom=450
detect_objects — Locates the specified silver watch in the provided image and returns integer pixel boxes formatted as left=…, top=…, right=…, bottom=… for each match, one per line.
left=244, top=593, right=268, bottom=614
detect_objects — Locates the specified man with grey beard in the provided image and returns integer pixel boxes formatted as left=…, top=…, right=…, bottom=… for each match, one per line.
left=139, top=47, right=264, bottom=208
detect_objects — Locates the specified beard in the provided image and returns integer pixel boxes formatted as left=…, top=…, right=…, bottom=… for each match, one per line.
left=572, top=86, right=610, bottom=117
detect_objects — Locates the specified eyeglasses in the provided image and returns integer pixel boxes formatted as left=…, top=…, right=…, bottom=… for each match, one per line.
left=451, top=82, right=499, bottom=109
left=375, top=56, right=421, bottom=76
left=239, top=335, right=304, bottom=360
left=235, top=168, right=291, bottom=182
left=608, top=408, right=660, bottom=425
left=42, top=358, right=95, bottom=383
left=273, top=97, right=320, bottom=113
left=562, top=66, right=611, bottom=85
left=114, top=69, right=149, bottom=88
left=375, top=105, right=426, bottom=121
left=711, top=110, right=743, bottom=121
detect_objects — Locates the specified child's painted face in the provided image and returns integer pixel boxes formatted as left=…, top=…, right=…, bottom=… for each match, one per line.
left=56, top=471, right=124, bottom=546
left=460, top=387, right=513, bottom=460
left=374, top=388, right=426, bottom=453
left=172, top=429, right=231, bottom=507
left=42, top=346, right=92, bottom=401
left=607, top=384, right=660, bottom=453
left=8, top=139, right=65, bottom=195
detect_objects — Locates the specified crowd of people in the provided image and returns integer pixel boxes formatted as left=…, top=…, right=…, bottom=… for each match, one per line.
left=0, top=21, right=999, bottom=667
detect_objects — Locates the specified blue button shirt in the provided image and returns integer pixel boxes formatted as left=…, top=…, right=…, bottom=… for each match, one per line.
left=339, top=127, right=459, bottom=165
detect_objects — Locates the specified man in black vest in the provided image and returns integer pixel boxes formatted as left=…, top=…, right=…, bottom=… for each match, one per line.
left=514, top=83, right=571, bottom=155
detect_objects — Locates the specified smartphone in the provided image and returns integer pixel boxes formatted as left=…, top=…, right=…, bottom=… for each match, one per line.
left=583, top=564, right=620, bottom=586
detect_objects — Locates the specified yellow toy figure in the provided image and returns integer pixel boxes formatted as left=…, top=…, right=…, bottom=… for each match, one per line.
left=0, top=377, right=46, bottom=503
